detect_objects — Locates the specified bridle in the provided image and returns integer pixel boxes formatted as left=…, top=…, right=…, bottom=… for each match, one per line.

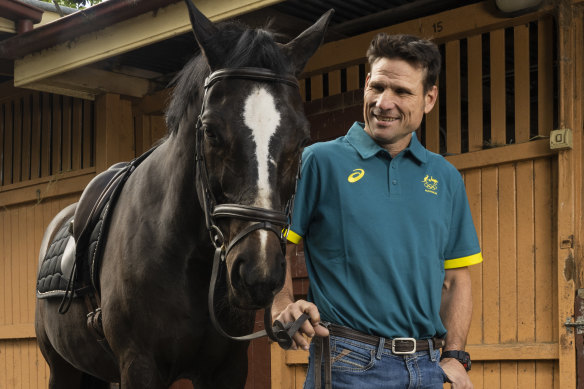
left=195, top=67, right=308, bottom=348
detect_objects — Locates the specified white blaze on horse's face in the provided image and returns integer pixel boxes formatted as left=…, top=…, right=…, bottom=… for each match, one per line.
left=243, top=86, right=281, bottom=267
left=243, top=86, right=281, bottom=209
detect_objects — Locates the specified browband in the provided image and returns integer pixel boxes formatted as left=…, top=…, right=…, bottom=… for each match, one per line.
left=204, top=67, right=299, bottom=90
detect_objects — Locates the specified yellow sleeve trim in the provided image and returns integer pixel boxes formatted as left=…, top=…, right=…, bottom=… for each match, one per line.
left=285, top=229, right=302, bottom=244
left=444, top=252, right=483, bottom=269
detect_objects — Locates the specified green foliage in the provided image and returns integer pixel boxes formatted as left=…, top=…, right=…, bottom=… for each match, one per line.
left=39, top=0, right=103, bottom=10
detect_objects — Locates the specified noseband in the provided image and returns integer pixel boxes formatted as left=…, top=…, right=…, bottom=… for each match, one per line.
left=196, top=67, right=308, bottom=348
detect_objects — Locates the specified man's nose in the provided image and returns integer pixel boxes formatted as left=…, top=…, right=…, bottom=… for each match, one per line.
left=376, top=90, right=396, bottom=110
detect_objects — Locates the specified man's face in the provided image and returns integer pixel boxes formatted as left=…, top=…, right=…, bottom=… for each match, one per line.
left=363, top=57, right=437, bottom=150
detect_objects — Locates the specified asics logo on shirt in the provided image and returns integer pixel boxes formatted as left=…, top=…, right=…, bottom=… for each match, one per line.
left=348, top=169, right=365, bottom=183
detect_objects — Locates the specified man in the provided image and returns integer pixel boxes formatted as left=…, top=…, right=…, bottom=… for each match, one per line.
left=273, top=33, right=482, bottom=389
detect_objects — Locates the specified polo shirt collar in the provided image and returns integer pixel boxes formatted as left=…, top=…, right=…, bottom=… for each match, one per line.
left=346, top=122, right=428, bottom=163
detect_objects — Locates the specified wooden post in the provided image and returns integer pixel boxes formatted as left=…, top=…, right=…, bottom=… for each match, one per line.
left=94, top=93, right=135, bottom=172
left=555, top=0, right=581, bottom=387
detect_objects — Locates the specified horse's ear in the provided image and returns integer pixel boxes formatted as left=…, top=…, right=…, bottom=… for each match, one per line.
left=281, top=9, right=334, bottom=76
left=184, top=0, right=222, bottom=69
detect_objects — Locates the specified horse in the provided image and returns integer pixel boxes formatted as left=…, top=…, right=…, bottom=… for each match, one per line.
left=34, top=1, right=333, bottom=387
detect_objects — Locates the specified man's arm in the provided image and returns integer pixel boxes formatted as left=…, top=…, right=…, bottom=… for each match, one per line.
left=271, top=243, right=329, bottom=350
left=439, top=266, right=473, bottom=388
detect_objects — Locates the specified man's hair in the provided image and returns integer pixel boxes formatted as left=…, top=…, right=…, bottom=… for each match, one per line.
left=366, top=33, right=441, bottom=92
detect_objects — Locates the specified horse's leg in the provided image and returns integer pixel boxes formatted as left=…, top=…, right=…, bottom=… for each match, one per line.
left=37, top=333, right=98, bottom=389
left=119, top=354, right=167, bottom=389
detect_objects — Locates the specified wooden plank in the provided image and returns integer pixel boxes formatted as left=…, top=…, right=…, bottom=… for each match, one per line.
left=498, top=164, right=517, bottom=344
left=13, top=99, right=21, bottom=184
left=464, top=169, right=483, bottom=345
left=61, top=96, right=72, bottom=172
left=0, top=211, right=5, bottom=327
left=346, top=64, right=359, bottom=91
left=467, top=34, right=483, bottom=152
left=482, top=166, right=499, bottom=345
left=25, top=205, right=35, bottom=323
left=425, top=88, right=440, bottom=153
left=82, top=99, right=93, bottom=169
left=0, top=102, right=4, bottom=186
left=40, top=93, right=51, bottom=178
left=500, top=362, right=517, bottom=388
left=536, top=360, right=555, bottom=388
left=446, top=138, right=553, bottom=171
left=310, top=74, right=323, bottom=101
left=3, top=207, right=13, bottom=327
left=514, top=24, right=530, bottom=143
left=516, top=161, right=535, bottom=343
left=21, top=96, right=31, bottom=181
left=490, top=28, right=506, bottom=145
left=534, top=158, right=554, bottom=343
left=71, top=98, right=83, bottom=171
left=555, top=4, right=576, bottom=387
left=484, top=361, right=501, bottom=389
left=445, top=40, right=461, bottom=154
left=328, top=69, right=341, bottom=96
left=51, top=94, right=62, bottom=174
left=518, top=361, right=536, bottom=388
left=0, top=169, right=93, bottom=207
left=3, top=102, right=13, bottom=185
left=271, top=342, right=294, bottom=389
left=30, top=93, right=41, bottom=179
left=537, top=16, right=553, bottom=136
left=294, top=366, right=306, bottom=389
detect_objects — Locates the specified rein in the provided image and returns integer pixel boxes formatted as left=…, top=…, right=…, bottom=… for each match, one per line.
left=196, top=67, right=308, bottom=348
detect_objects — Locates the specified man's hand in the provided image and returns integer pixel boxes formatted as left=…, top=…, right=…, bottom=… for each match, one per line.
left=440, top=358, right=473, bottom=388
left=273, top=299, right=329, bottom=350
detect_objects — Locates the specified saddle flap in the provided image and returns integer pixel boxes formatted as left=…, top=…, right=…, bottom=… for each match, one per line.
left=73, top=162, right=129, bottom=246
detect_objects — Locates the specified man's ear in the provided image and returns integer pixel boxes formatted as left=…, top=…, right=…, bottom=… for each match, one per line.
left=424, top=85, right=438, bottom=114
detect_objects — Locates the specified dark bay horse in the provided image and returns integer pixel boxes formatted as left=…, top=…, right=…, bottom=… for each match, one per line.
left=34, top=2, right=333, bottom=387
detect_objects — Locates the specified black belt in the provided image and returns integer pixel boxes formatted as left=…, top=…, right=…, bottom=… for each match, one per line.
left=313, top=324, right=445, bottom=389
left=328, top=324, right=445, bottom=353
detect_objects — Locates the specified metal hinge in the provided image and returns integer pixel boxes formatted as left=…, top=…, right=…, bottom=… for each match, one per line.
left=564, top=318, right=584, bottom=334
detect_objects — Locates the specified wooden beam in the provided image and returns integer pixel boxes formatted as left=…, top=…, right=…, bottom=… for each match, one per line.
left=0, top=324, right=36, bottom=340
left=23, top=67, right=153, bottom=100
left=555, top=1, right=580, bottom=388
left=446, top=139, right=554, bottom=171
left=0, top=169, right=94, bottom=207
left=0, top=17, right=15, bottom=34
left=302, top=2, right=554, bottom=76
left=13, top=0, right=284, bottom=89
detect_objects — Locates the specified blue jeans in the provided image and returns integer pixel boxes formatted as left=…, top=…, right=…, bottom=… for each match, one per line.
left=303, top=334, right=449, bottom=389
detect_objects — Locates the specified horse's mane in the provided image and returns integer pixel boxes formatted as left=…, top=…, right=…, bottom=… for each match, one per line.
left=165, top=21, right=293, bottom=135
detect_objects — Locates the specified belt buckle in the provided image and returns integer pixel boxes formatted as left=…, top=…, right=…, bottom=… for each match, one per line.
left=391, top=337, right=416, bottom=355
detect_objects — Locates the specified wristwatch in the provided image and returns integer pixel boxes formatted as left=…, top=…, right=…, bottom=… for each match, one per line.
left=440, top=350, right=471, bottom=371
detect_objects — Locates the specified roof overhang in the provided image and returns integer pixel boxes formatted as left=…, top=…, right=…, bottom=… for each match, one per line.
left=2, top=0, right=285, bottom=99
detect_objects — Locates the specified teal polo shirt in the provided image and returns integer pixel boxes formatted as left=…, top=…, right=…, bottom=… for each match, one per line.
left=288, top=122, right=482, bottom=339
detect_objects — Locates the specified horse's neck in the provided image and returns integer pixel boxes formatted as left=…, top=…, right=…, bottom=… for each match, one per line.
left=147, top=137, right=203, bottom=226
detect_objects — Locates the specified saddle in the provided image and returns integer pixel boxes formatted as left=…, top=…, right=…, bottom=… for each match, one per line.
left=36, top=162, right=130, bottom=299
left=37, top=147, right=156, bottom=300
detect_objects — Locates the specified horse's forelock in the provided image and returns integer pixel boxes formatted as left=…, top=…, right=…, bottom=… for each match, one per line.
left=165, top=21, right=294, bottom=135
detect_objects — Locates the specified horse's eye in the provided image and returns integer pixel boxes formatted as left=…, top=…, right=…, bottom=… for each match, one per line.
left=203, top=125, right=216, bottom=139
